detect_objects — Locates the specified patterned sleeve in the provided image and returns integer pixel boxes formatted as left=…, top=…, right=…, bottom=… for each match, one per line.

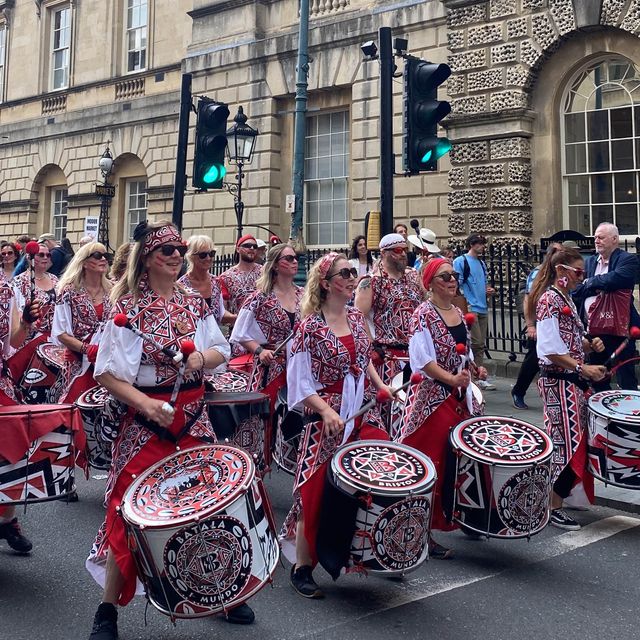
left=287, top=318, right=323, bottom=411
left=229, top=292, right=266, bottom=345
left=536, top=291, right=568, bottom=358
left=195, top=307, right=230, bottom=368
left=50, top=288, right=72, bottom=346
left=408, top=307, right=437, bottom=374
left=12, top=277, right=25, bottom=312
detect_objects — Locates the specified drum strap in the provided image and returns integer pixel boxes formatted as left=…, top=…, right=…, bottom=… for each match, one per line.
left=539, top=371, right=590, bottom=392
left=135, top=401, right=206, bottom=444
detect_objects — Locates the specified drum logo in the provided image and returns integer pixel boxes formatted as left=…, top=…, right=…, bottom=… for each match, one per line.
left=342, top=447, right=424, bottom=489
left=601, top=394, right=640, bottom=417
left=497, top=466, right=550, bottom=534
left=164, top=515, right=252, bottom=608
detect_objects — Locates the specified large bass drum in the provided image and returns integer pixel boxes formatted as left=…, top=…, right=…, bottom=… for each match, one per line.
left=449, top=416, right=553, bottom=538
left=120, top=444, right=280, bottom=620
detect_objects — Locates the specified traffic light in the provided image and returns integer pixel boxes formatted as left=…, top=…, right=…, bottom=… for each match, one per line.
left=192, top=97, right=230, bottom=189
left=403, top=57, right=452, bottom=173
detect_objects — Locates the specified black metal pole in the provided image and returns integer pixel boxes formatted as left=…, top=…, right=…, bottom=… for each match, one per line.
left=379, top=26, right=394, bottom=236
left=235, top=161, right=244, bottom=239
left=172, top=73, right=192, bottom=231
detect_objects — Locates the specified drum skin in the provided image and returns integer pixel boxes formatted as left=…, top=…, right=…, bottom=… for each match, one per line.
left=75, top=385, right=112, bottom=470
left=321, top=440, right=436, bottom=576
left=588, top=390, right=640, bottom=489
left=449, top=416, right=553, bottom=538
left=120, top=444, right=280, bottom=619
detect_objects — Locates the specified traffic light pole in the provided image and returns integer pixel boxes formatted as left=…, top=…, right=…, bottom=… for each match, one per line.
left=379, top=27, right=394, bottom=237
left=172, top=73, right=192, bottom=231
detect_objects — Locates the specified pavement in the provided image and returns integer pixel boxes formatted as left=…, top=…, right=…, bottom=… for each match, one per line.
left=480, top=372, right=640, bottom=514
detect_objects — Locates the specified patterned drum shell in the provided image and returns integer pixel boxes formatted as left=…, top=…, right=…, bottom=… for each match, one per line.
left=272, top=387, right=303, bottom=476
left=21, top=344, right=66, bottom=404
left=120, top=444, right=280, bottom=619
left=205, top=369, right=249, bottom=393
left=0, top=405, right=76, bottom=504
left=75, top=385, right=113, bottom=470
left=449, top=416, right=553, bottom=539
left=327, top=440, right=437, bottom=576
left=588, top=390, right=640, bottom=489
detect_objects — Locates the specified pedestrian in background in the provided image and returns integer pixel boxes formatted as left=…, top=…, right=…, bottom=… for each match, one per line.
left=1, top=242, right=19, bottom=281
left=348, top=234, right=373, bottom=278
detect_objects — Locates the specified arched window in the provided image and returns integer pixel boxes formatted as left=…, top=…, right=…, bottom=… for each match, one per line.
left=562, top=58, right=640, bottom=235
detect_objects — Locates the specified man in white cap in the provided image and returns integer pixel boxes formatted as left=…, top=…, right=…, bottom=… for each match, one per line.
left=355, top=233, right=424, bottom=433
left=408, top=228, right=440, bottom=271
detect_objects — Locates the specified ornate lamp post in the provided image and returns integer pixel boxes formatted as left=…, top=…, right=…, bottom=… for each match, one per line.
left=96, top=145, right=115, bottom=250
left=225, top=106, right=259, bottom=240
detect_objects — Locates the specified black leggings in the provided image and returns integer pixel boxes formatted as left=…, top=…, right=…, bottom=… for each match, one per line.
left=553, top=465, right=577, bottom=500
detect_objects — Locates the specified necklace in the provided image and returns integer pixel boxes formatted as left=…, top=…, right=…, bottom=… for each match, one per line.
left=432, top=301, right=453, bottom=311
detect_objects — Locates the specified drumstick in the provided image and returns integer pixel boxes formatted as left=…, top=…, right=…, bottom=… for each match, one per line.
left=163, top=339, right=197, bottom=416
left=272, top=322, right=299, bottom=356
left=25, top=241, right=40, bottom=305
left=113, top=313, right=183, bottom=363
left=603, top=326, right=640, bottom=369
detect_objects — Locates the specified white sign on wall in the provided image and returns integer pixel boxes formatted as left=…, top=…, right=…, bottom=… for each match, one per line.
left=84, top=216, right=99, bottom=238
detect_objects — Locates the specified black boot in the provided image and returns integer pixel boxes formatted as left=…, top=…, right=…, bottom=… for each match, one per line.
left=224, top=602, right=255, bottom=625
left=0, top=517, right=32, bottom=553
left=89, top=603, right=118, bottom=640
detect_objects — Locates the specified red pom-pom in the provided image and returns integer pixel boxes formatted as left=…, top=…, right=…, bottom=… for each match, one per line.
left=376, top=388, right=393, bottom=404
left=180, top=339, right=196, bottom=356
left=14, top=243, right=22, bottom=252
left=25, top=241, right=40, bottom=256
left=455, top=343, right=466, bottom=354
left=630, top=326, right=640, bottom=339
left=219, top=279, right=231, bottom=301
left=561, top=306, right=572, bottom=316
left=464, top=312, right=476, bottom=327
left=410, top=371, right=424, bottom=385
left=113, top=313, right=129, bottom=327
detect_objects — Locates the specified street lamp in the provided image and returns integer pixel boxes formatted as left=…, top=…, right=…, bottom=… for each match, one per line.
left=225, top=106, right=259, bottom=239
left=96, top=145, right=115, bottom=251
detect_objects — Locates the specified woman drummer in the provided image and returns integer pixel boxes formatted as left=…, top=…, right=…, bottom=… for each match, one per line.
left=51, top=242, right=112, bottom=403
left=530, top=245, right=606, bottom=530
left=230, top=243, right=303, bottom=465
left=280, top=252, right=392, bottom=599
left=397, top=258, right=485, bottom=559
left=85, top=221, right=256, bottom=640
left=7, top=241, right=58, bottom=402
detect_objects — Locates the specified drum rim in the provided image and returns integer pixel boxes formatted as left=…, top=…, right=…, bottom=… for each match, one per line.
left=588, top=389, right=640, bottom=423
left=121, top=444, right=256, bottom=528
left=450, top=415, right=553, bottom=465
left=0, top=403, right=76, bottom=415
left=331, top=439, right=437, bottom=496
left=204, top=391, right=269, bottom=405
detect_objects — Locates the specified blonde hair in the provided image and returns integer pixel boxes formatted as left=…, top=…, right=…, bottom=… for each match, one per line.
left=56, top=242, right=112, bottom=294
left=185, top=235, right=215, bottom=272
left=301, top=252, right=346, bottom=317
left=110, top=242, right=132, bottom=282
left=255, top=243, right=293, bottom=294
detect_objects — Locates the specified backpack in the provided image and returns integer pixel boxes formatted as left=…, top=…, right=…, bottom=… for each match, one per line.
left=460, top=254, right=487, bottom=285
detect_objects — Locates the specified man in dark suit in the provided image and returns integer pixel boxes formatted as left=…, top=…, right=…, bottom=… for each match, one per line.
left=573, top=222, right=640, bottom=391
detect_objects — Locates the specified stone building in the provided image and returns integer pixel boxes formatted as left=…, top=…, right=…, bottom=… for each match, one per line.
left=0, top=0, right=639, bottom=252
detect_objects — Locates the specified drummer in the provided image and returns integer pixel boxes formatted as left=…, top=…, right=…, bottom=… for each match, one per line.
left=85, top=220, right=256, bottom=640
left=530, top=244, right=606, bottom=530
left=230, top=243, right=303, bottom=466
left=397, top=258, right=485, bottom=559
left=280, top=252, right=392, bottom=599
left=51, top=242, right=112, bottom=403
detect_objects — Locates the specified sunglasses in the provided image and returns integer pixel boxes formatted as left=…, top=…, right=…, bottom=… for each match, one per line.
left=36, top=252, right=51, bottom=259
left=327, top=267, right=358, bottom=280
left=1, top=251, right=14, bottom=257
left=434, top=271, right=460, bottom=282
left=279, top=255, right=298, bottom=263
left=87, top=252, right=108, bottom=261
left=155, top=244, right=188, bottom=257
left=560, top=264, right=585, bottom=276
left=385, top=247, right=408, bottom=255
left=239, top=243, right=258, bottom=250
left=196, top=251, right=216, bottom=259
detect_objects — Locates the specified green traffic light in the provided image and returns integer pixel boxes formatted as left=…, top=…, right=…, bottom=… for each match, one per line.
left=434, top=138, right=452, bottom=159
left=203, top=164, right=226, bottom=184
left=421, top=149, right=433, bottom=163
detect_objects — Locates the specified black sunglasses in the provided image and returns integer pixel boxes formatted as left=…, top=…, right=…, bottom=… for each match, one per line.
left=37, top=252, right=51, bottom=259
left=327, top=267, right=358, bottom=280
left=196, top=250, right=216, bottom=259
left=156, top=244, right=188, bottom=257
left=279, top=255, right=298, bottom=263
left=87, top=252, right=109, bottom=261
left=434, top=271, right=460, bottom=282
left=239, top=243, right=258, bottom=250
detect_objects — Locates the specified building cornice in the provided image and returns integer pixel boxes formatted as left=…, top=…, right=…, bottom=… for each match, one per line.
left=188, top=0, right=271, bottom=20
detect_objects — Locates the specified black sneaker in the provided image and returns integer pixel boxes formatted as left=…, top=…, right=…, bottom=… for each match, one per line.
left=550, top=509, right=581, bottom=531
left=290, top=565, right=324, bottom=599
left=429, top=539, right=454, bottom=560
left=0, top=518, right=32, bottom=553
left=89, top=602, right=118, bottom=640
left=224, top=602, right=255, bottom=625
left=511, top=393, right=529, bottom=410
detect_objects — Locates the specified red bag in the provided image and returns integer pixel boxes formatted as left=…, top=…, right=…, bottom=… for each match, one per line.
left=587, top=290, right=632, bottom=337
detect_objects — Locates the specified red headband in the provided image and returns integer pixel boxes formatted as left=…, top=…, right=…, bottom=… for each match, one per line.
left=421, top=257, right=449, bottom=289
left=142, top=224, right=182, bottom=256
left=319, top=252, right=340, bottom=279
left=236, top=234, right=256, bottom=248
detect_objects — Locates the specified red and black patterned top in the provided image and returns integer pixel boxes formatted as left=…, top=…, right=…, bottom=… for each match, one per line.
left=54, top=284, right=112, bottom=343
left=12, top=271, right=58, bottom=337
left=219, top=263, right=262, bottom=314
left=178, top=272, right=225, bottom=323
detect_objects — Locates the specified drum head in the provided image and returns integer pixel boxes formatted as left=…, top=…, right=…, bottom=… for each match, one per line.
left=76, top=385, right=110, bottom=409
left=331, top=440, right=436, bottom=496
left=450, top=416, right=553, bottom=466
left=471, top=381, right=484, bottom=406
left=391, top=372, right=406, bottom=402
left=204, top=391, right=268, bottom=406
left=37, top=343, right=66, bottom=368
left=588, top=390, right=640, bottom=424
left=206, top=369, right=249, bottom=393
left=121, top=444, right=255, bottom=528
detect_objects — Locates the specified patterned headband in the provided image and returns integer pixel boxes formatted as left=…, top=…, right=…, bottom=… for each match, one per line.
left=142, top=225, right=183, bottom=256
left=318, top=251, right=340, bottom=279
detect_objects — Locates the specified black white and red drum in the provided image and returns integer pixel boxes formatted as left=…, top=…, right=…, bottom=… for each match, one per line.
left=272, top=387, right=304, bottom=476
left=205, top=368, right=249, bottom=394
left=588, top=390, right=640, bottom=489
left=204, top=392, right=269, bottom=472
left=449, top=416, right=553, bottom=538
left=0, top=404, right=78, bottom=504
left=389, top=370, right=408, bottom=441
left=119, top=444, right=280, bottom=620
left=75, top=385, right=113, bottom=470
left=320, top=440, right=436, bottom=576
left=21, top=343, right=66, bottom=404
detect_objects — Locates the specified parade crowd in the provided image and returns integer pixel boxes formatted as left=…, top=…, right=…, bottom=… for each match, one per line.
left=0, top=220, right=634, bottom=640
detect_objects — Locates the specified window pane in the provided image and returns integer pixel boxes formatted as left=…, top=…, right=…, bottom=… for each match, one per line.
left=587, top=110, right=609, bottom=140
left=611, top=139, right=634, bottom=170
left=565, top=144, right=586, bottom=173
left=591, top=174, right=612, bottom=203
left=318, top=114, right=331, bottom=135
left=610, top=107, right=632, bottom=138
left=318, top=218, right=331, bottom=244
left=568, top=206, right=591, bottom=235
left=615, top=172, right=637, bottom=202
left=565, top=113, right=585, bottom=143
left=592, top=204, right=613, bottom=228
left=567, top=176, right=589, bottom=204
left=616, top=204, right=638, bottom=234
left=588, top=142, right=610, bottom=172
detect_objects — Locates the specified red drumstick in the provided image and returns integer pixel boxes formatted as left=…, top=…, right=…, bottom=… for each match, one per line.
left=604, top=326, right=640, bottom=369
left=164, top=339, right=197, bottom=415
left=272, top=322, right=300, bottom=356
left=113, top=313, right=183, bottom=363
